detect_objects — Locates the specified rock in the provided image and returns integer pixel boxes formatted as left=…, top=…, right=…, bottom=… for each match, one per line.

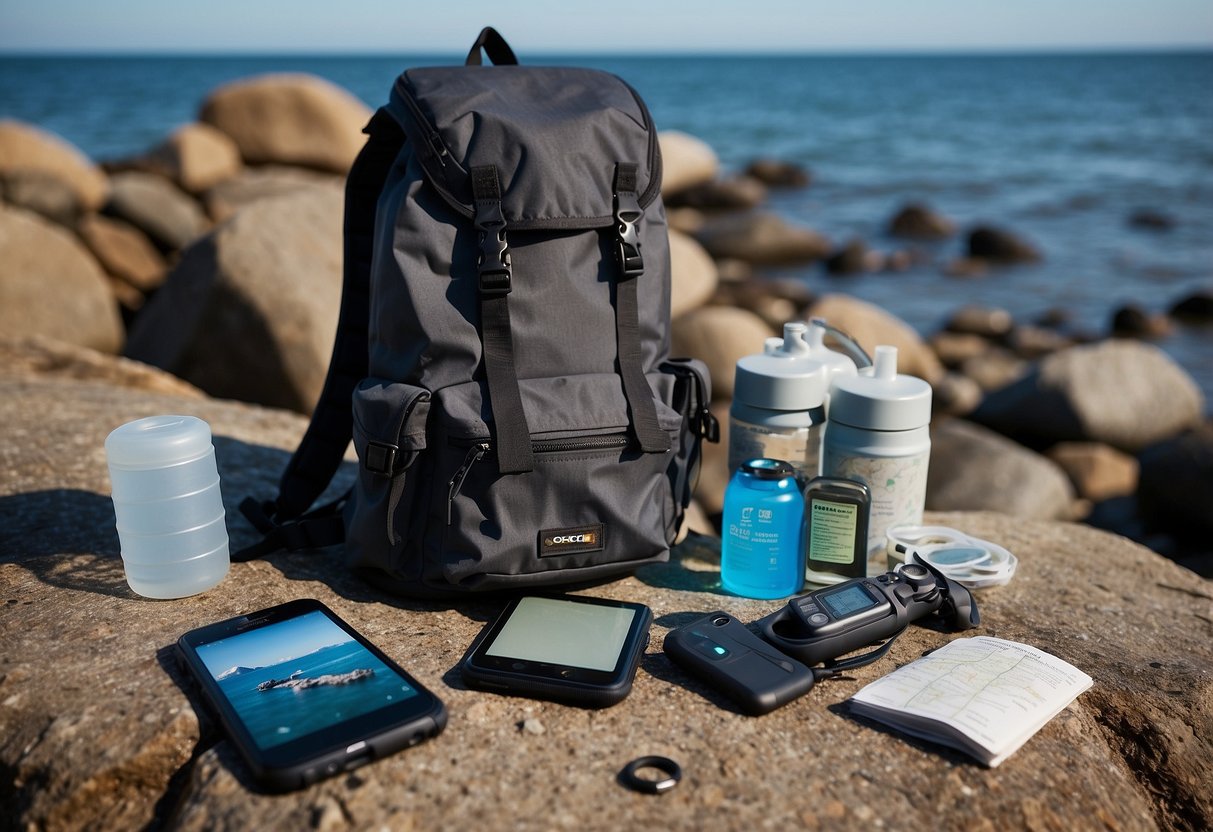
left=972, top=340, right=1205, bottom=452
left=657, top=130, right=719, bottom=196
left=1111, top=304, right=1171, bottom=339
left=1046, top=442, right=1139, bottom=502
left=942, top=256, right=989, bottom=278
left=5, top=372, right=1210, bottom=830
left=1128, top=209, right=1177, bottom=231
left=672, top=306, right=773, bottom=400
left=0, top=169, right=83, bottom=226
left=726, top=288, right=799, bottom=333
left=1169, top=289, right=1213, bottom=323
left=932, top=373, right=983, bottom=417
left=0, top=119, right=109, bottom=211
left=1, top=336, right=204, bottom=398
left=203, top=165, right=342, bottom=223
left=888, top=202, right=955, bottom=240
left=696, top=211, right=831, bottom=266
left=714, top=257, right=754, bottom=284
left=966, top=225, right=1041, bottom=264
left=125, top=184, right=344, bottom=412
left=805, top=294, right=944, bottom=383
left=929, top=331, right=991, bottom=369
left=1137, top=423, right=1213, bottom=540
left=139, top=122, right=243, bottom=195
left=676, top=499, right=717, bottom=544
left=1006, top=324, right=1074, bottom=360
left=664, top=175, right=767, bottom=212
left=960, top=348, right=1030, bottom=392
left=743, top=158, right=810, bottom=188
left=946, top=304, right=1014, bottom=339
left=1034, top=307, right=1072, bottom=329
left=668, top=229, right=718, bottom=318
left=823, top=239, right=868, bottom=276
left=199, top=73, right=372, bottom=173
left=927, top=420, right=1075, bottom=519
left=0, top=205, right=122, bottom=353
left=106, top=171, right=210, bottom=251
left=665, top=206, right=705, bottom=235
left=76, top=214, right=167, bottom=292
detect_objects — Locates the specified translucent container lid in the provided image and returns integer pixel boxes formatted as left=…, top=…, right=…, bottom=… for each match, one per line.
left=105, top=415, right=214, bottom=469
left=828, top=346, right=932, bottom=431
left=733, top=322, right=828, bottom=411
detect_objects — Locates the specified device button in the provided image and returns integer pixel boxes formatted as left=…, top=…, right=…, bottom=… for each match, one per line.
left=877, top=574, right=888, bottom=583
left=808, top=613, right=828, bottom=626
left=559, top=668, right=573, bottom=678
left=511, top=661, right=527, bottom=671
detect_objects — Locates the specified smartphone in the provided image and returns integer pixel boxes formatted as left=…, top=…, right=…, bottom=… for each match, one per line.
left=176, top=598, right=446, bottom=792
left=664, top=612, right=817, bottom=715
left=461, top=595, right=652, bottom=708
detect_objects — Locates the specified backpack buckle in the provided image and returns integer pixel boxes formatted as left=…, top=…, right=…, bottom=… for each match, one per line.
left=614, top=189, right=644, bottom=279
left=474, top=197, right=512, bottom=296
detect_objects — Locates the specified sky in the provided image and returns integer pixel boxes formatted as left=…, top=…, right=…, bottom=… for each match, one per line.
left=194, top=610, right=355, bottom=676
left=1, top=0, right=1211, bottom=54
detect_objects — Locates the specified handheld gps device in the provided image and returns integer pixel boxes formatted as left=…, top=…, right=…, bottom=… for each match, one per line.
left=756, top=561, right=979, bottom=667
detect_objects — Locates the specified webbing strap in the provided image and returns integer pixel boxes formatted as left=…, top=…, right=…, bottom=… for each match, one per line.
left=613, top=163, right=670, bottom=454
left=472, top=165, right=534, bottom=474
left=273, top=108, right=405, bottom=522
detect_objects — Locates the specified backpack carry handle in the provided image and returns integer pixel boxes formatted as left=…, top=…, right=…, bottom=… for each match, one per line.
left=465, top=27, right=519, bottom=66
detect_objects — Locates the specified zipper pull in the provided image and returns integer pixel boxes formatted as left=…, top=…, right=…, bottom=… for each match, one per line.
left=447, top=443, right=488, bottom=524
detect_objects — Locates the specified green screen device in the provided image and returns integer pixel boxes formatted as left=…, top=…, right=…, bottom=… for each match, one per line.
left=176, top=599, right=446, bottom=792
left=804, top=477, right=871, bottom=585
left=461, top=595, right=652, bottom=708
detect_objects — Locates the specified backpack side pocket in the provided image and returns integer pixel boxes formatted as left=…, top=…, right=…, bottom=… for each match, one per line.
left=660, top=358, right=717, bottom=542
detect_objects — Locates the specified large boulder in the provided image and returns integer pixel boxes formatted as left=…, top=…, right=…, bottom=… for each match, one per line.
left=125, top=184, right=344, bottom=412
left=1, top=335, right=203, bottom=398
left=138, top=122, right=243, bottom=195
left=696, top=211, right=831, bottom=266
left=0, top=169, right=84, bottom=227
left=664, top=176, right=767, bottom=212
left=0, top=205, right=122, bottom=353
left=671, top=306, right=774, bottom=400
left=805, top=294, right=944, bottom=383
left=76, top=214, right=167, bottom=292
left=743, top=158, right=810, bottom=188
left=668, top=229, right=718, bottom=318
left=657, top=130, right=719, bottom=196
left=927, top=419, right=1075, bottom=519
left=972, top=340, right=1204, bottom=452
left=203, top=165, right=343, bottom=222
left=0, top=119, right=109, bottom=212
left=199, top=73, right=372, bottom=173
left=1046, top=442, right=1139, bottom=502
left=1137, top=423, right=1213, bottom=539
left=106, top=171, right=210, bottom=251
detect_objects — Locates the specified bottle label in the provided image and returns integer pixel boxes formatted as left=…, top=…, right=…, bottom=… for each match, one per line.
left=807, top=499, right=858, bottom=565
left=822, top=450, right=929, bottom=555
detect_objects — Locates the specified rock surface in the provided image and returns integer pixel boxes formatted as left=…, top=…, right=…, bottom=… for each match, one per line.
left=973, top=340, right=1205, bottom=452
left=202, top=165, right=342, bottom=223
left=1, top=370, right=1210, bottom=832
left=888, top=202, right=955, bottom=240
left=76, top=214, right=167, bottom=292
left=664, top=176, right=767, bottom=212
left=657, top=131, right=720, bottom=196
left=742, top=158, right=810, bottom=188
left=106, top=171, right=210, bottom=251
left=199, top=73, right=372, bottom=173
left=0, top=337, right=204, bottom=398
left=139, top=122, right=244, bottom=195
left=1137, top=423, right=1213, bottom=539
left=1047, top=442, right=1140, bottom=502
left=696, top=212, right=831, bottom=266
left=927, top=420, right=1076, bottom=519
left=125, top=184, right=344, bottom=413
left=0, top=205, right=123, bottom=353
left=966, top=225, right=1041, bottom=264
left=671, top=306, right=774, bottom=399
left=0, top=169, right=85, bottom=227
left=668, top=229, right=718, bottom=319
left=0, top=119, right=109, bottom=212
left=806, top=293, right=944, bottom=383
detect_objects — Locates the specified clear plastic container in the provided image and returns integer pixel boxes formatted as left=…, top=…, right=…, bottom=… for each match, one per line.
left=105, top=415, right=229, bottom=599
left=721, top=459, right=805, bottom=599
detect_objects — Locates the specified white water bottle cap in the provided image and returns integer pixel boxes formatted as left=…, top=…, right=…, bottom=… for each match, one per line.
left=733, top=322, right=827, bottom=411
left=827, top=345, right=932, bottom=431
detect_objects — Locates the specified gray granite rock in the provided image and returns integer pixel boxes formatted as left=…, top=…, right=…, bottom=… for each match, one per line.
left=107, top=171, right=210, bottom=251
left=2, top=369, right=1210, bottom=831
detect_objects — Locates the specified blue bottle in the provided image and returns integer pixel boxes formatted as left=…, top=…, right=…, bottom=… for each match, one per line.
left=721, top=458, right=806, bottom=599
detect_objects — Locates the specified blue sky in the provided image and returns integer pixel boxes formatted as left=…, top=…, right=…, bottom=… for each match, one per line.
left=1, top=1, right=1211, bottom=54
left=194, top=611, right=355, bottom=676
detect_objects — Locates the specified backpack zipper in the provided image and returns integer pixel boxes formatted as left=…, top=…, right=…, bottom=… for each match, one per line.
left=446, top=434, right=631, bottom=524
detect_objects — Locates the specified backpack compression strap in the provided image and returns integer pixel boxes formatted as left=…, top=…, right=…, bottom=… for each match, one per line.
left=232, top=108, right=405, bottom=560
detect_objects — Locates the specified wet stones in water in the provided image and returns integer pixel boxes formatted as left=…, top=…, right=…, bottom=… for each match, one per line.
left=1169, top=290, right=1213, bottom=324
left=743, top=158, right=811, bottom=188
left=824, top=239, right=870, bottom=276
left=1127, top=209, right=1177, bottom=231
left=888, top=202, right=955, bottom=240
left=1111, top=304, right=1172, bottom=339
left=966, top=225, right=1041, bottom=264
left=946, top=305, right=1014, bottom=339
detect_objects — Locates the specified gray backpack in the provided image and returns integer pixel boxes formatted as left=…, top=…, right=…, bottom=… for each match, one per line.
left=237, top=28, right=717, bottom=596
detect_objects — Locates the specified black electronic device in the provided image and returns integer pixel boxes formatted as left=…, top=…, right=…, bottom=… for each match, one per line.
left=461, top=595, right=652, bottom=708
left=663, top=612, right=818, bottom=715
left=804, top=476, right=871, bottom=583
left=756, top=561, right=979, bottom=667
left=176, top=599, right=446, bottom=792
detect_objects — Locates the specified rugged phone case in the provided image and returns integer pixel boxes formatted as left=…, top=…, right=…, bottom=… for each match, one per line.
left=663, top=612, right=817, bottom=715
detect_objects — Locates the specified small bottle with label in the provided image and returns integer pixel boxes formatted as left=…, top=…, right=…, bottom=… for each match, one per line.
left=803, top=476, right=871, bottom=586
left=721, top=459, right=805, bottom=600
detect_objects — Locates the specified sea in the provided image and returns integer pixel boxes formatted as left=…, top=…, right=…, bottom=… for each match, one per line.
left=2, top=52, right=1210, bottom=405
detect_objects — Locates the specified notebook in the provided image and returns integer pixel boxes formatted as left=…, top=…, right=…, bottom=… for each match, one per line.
left=849, top=636, right=1093, bottom=767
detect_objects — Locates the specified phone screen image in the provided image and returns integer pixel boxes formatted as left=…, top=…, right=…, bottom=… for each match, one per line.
left=484, top=596, right=637, bottom=671
left=193, top=610, right=419, bottom=750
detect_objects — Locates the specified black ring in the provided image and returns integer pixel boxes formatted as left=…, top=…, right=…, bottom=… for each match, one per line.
left=620, top=755, right=682, bottom=794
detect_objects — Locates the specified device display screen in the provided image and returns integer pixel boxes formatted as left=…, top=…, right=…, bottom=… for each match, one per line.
left=821, top=583, right=881, bottom=619
left=193, top=610, right=419, bottom=750
left=484, top=596, right=638, bottom=671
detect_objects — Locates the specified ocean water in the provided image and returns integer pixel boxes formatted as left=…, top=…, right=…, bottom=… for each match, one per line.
left=2, top=52, right=1210, bottom=404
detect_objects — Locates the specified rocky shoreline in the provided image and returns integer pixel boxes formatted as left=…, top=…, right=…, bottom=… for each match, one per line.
left=1, top=71, right=1210, bottom=574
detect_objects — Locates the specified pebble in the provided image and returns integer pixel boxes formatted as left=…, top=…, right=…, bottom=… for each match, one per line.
left=521, top=718, right=545, bottom=735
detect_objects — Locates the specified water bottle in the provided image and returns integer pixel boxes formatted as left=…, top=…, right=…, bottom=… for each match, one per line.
left=721, top=459, right=805, bottom=599
left=105, top=415, right=230, bottom=599
left=822, top=346, right=932, bottom=562
left=729, top=322, right=828, bottom=481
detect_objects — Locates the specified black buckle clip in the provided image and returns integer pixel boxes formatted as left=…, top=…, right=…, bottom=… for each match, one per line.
left=614, top=190, right=644, bottom=278
left=475, top=201, right=512, bottom=295
left=365, top=440, right=398, bottom=475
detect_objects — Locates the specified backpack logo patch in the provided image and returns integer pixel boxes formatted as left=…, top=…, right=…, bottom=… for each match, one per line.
left=539, top=524, right=605, bottom=557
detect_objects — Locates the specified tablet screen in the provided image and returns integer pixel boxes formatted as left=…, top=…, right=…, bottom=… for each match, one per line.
left=484, top=596, right=638, bottom=671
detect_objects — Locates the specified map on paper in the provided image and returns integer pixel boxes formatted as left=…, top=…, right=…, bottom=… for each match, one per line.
left=849, top=636, right=1093, bottom=767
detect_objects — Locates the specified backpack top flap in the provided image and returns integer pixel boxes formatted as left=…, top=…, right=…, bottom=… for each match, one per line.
left=388, top=65, right=662, bottom=229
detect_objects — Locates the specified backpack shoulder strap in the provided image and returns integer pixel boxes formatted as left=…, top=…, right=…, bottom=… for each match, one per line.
left=233, top=108, right=405, bottom=560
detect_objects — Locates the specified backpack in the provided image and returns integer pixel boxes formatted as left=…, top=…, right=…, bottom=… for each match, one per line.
left=236, top=28, right=718, bottom=597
